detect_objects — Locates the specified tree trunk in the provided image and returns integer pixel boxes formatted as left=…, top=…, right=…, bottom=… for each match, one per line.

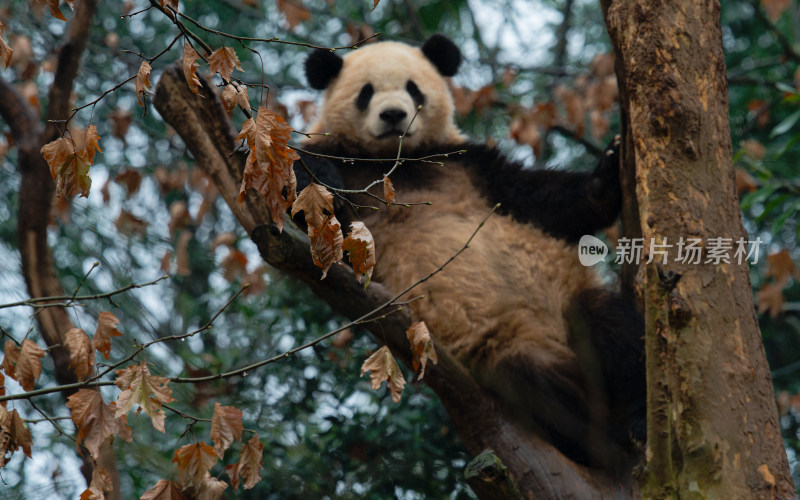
left=0, top=0, right=121, bottom=496
left=155, top=65, right=641, bottom=499
left=602, top=0, right=795, bottom=497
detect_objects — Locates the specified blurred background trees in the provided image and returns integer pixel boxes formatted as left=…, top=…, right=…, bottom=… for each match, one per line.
left=0, top=0, right=799, bottom=496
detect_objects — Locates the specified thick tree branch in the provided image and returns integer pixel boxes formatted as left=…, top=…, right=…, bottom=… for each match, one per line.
left=154, top=64, right=641, bottom=499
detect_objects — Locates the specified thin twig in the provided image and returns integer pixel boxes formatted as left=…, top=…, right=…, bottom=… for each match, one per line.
left=0, top=276, right=169, bottom=311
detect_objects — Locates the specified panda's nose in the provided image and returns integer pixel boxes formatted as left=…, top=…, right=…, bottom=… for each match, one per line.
left=379, top=108, right=407, bottom=126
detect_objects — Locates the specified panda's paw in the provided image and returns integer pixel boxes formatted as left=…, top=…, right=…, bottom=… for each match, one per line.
left=588, top=135, right=622, bottom=208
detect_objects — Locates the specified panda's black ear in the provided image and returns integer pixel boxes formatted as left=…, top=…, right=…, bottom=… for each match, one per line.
left=305, top=49, right=343, bottom=90
left=421, top=34, right=461, bottom=77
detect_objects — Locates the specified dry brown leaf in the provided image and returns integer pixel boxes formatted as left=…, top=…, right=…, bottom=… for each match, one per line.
left=172, top=442, right=218, bottom=491
left=766, top=249, right=798, bottom=282
left=292, top=182, right=333, bottom=231
left=175, top=231, right=192, bottom=276
left=140, top=479, right=188, bottom=500
left=747, top=100, right=771, bottom=128
left=2, top=340, right=20, bottom=380
left=211, top=232, right=237, bottom=252
left=168, top=200, right=192, bottom=235
left=85, top=124, right=102, bottom=164
left=0, top=406, right=33, bottom=467
left=741, top=139, right=766, bottom=160
left=57, top=153, right=92, bottom=198
left=221, top=82, right=250, bottom=114
left=226, top=434, right=264, bottom=491
left=331, top=329, right=354, bottom=349
left=0, top=22, right=12, bottom=69
left=236, top=118, right=256, bottom=150
left=383, top=176, right=395, bottom=205
left=94, top=311, right=123, bottom=360
left=756, top=281, right=786, bottom=318
left=65, top=328, right=94, bottom=380
left=109, top=109, right=133, bottom=141
left=555, top=86, right=586, bottom=138
left=238, top=107, right=299, bottom=231
left=210, top=402, right=243, bottom=458
left=79, top=465, right=113, bottom=500
left=309, top=214, right=343, bottom=279
left=40, top=134, right=95, bottom=199
left=471, top=85, right=497, bottom=115
left=114, top=169, right=142, bottom=197
left=16, top=339, right=45, bottom=391
left=296, top=100, right=317, bottom=124
left=183, top=42, right=202, bottom=94
left=46, top=0, right=67, bottom=20
left=0, top=407, right=33, bottom=468
left=589, top=53, right=615, bottom=78
left=342, top=222, right=375, bottom=285
left=66, top=389, right=132, bottom=460
left=197, top=472, right=228, bottom=499
left=361, top=345, right=405, bottom=403
left=276, top=0, right=311, bottom=30
left=115, top=362, right=175, bottom=432
left=762, top=0, right=790, bottom=21
left=136, top=61, right=152, bottom=107
left=221, top=248, right=248, bottom=282
left=735, top=168, right=758, bottom=195
left=406, top=321, right=438, bottom=380
left=41, top=137, right=76, bottom=180
left=208, top=46, right=242, bottom=83
left=509, top=111, right=542, bottom=157
left=115, top=210, right=148, bottom=236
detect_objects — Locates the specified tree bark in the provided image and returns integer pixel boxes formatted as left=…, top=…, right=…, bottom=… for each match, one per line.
left=0, top=0, right=121, bottom=496
left=155, top=65, right=642, bottom=499
left=601, top=0, right=795, bottom=497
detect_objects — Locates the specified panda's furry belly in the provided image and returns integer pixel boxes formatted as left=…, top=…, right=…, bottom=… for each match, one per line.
left=359, top=183, right=599, bottom=375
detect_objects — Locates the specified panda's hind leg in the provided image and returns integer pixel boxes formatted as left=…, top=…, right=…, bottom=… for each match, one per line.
left=566, top=288, right=646, bottom=449
left=486, top=348, right=597, bottom=466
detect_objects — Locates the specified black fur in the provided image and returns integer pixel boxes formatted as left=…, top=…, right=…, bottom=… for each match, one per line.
left=421, top=34, right=461, bottom=77
left=305, top=49, right=344, bottom=90
left=406, top=80, right=426, bottom=107
left=356, top=83, right=374, bottom=111
left=296, top=138, right=622, bottom=243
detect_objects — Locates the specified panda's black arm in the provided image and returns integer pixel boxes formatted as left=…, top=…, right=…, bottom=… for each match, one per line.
left=476, top=140, right=622, bottom=243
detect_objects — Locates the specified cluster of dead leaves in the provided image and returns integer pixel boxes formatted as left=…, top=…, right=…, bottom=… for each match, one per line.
left=756, top=249, right=798, bottom=317
left=40, top=124, right=102, bottom=199
left=0, top=308, right=264, bottom=498
left=140, top=403, right=263, bottom=498
left=1, top=0, right=81, bottom=69
left=236, top=107, right=377, bottom=281
left=360, top=321, right=438, bottom=403
left=510, top=54, right=618, bottom=156
left=0, top=312, right=125, bottom=473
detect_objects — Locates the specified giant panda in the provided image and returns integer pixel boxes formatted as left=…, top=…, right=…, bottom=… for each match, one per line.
left=298, top=34, right=645, bottom=470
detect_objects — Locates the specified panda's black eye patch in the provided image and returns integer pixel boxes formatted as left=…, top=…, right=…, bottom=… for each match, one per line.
left=356, top=83, right=374, bottom=111
left=406, top=80, right=426, bottom=107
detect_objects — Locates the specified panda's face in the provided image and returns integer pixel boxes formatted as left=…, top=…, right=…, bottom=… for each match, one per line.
left=305, top=38, right=464, bottom=154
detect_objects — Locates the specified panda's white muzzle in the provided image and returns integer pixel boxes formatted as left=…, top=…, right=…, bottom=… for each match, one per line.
left=366, top=93, right=418, bottom=140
